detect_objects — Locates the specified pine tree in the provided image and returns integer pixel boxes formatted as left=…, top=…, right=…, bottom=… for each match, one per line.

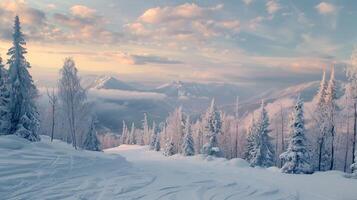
left=83, top=118, right=101, bottom=151
left=244, top=115, right=257, bottom=161
left=182, top=116, right=195, bottom=156
left=249, top=100, right=275, bottom=167
left=0, top=56, right=10, bottom=134
left=280, top=96, right=313, bottom=174
left=149, top=121, right=157, bottom=150
left=164, top=138, right=175, bottom=156
left=154, top=133, right=161, bottom=151
left=7, top=16, right=40, bottom=142
left=201, top=99, right=222, bottom=157
left=142, top=113, right=150, bottom=145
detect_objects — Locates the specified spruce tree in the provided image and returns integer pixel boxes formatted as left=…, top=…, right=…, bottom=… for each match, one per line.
left=154, top=133, right=161, bottom=151
left=164, top=138, right=175, bottom=156
left=201, top=99, right=222, bottom=157
left=149, top=121, right=157, bottom=150
left=182, top=116, right=195, bottom=156
left=244, top=116, right=257, bottom=161
left=83, top=118, right=101, bottom=151
left=129, top=122, right=136, bottom=144
left=120, top=121, right=129, bottom=144
left=7, top=16, right=40, bottom=141
left=249, top=100, right=275, bottom=167
left=0, top=56, right=10, bottom=134
left=280, top=96, right=313, bottom=174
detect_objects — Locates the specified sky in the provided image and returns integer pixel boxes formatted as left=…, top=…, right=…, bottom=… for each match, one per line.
left=0, top=0, right=355, bottom=87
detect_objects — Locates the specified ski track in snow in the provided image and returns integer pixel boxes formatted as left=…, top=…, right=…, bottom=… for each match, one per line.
left=1, top=136, right=357, bottom=200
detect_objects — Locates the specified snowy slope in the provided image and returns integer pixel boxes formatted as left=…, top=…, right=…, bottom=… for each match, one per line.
left=106, top=145, right=357, bottom=200
left=0, top=135, right=152, bottom=200
left=1, top=136, right=357, bottom=200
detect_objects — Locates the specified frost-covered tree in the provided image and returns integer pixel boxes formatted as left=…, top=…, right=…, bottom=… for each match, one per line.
left=58, top=58, right=87, bottom=149
left=0, top=56, right=10, bottom=134
left=244, top=116, right=257, bottom=161
left=182, top=116, right=195, bottom=156
left=163, top=138, right=175, bottom=156
left=201, top=99, right=222, bottom=157
left=7, top=16, right=40, bottom=141
left=46, top=88, right=58, bottom=142
left=142, top=113, right=150, bottom=145
left=154, top=132, right=161, bottom=151
left=280, top=96, right=313, bottom=174
left=249, top=100, right=275, bottom=167
left=149, top=121, right=157, bottom=150
left=325, top=67, right=337, bottom=170
left=129, top=122, right=136, bottom=144
left=165, top=107, right=185, bottom=154
left=347, top=49, right=357, bottom=170
left=83, top=117, right=101, bottom=151
left=120, top=121, right=129, bottom=144
left=313, top=70, right=330, bottom=171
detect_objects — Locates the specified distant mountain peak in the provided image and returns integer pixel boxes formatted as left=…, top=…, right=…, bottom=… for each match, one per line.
left=90, top=75, right=135, bottom=91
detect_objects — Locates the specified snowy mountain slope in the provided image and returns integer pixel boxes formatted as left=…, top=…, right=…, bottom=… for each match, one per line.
left=86, top=75, right=137, bottom=91
left=106, top=145, right=357, bottom=200
left=2, top=136, right=356, bottom=200
left=0, top=135, right=154, bottom=200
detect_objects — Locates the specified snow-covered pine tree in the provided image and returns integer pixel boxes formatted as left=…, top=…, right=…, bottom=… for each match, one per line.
left=249, top=100, right=275, bottom=167
left=182, top=116, right=195, bottom=156
left=0, top=56, right=10, bottom=134
left=163, top=138, right=175, bottom=156
left=142, top=113, right=150, bottom=145
left=120, top=121, right=129, bottom=145
left=83, top=117, right=101, bottom=151
left=280, top=96, right=313, bottom=174
left=154, top=132, right=161, bottom=151
left=149, top=121, right=157, bottom=150
left=129, top=122, right=136, bottom=144
left=324, top=66, right=337, bottom=170
left=244, top=115, right=257, bottom=162
left=201, top=99, right=222, bottom=157
left=7, top=16, right=40, bottom=142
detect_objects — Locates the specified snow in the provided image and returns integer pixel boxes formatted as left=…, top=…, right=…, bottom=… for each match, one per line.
left=1, top=136, right=357, bottom=200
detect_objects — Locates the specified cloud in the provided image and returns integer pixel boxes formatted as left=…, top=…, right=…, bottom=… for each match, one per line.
left=70, top=5, right=97, bottom=18
left=242, top=0, right=253, bottom=6
left=315, top=2, right=336, bottom=15
left=266, top=0, right=281, bottom=14
left=105, top=52, right=182, bottom=65
left=128, top=3, right=239, bottom=44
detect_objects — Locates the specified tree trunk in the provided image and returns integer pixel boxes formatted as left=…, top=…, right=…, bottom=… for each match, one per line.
left=353, top=102, right=357, bottom=166
left=330, top=125, right=335, bottom=170
left=280, top=104, right=284, bottom=167
left=318, top=138, right=323, bottom=171
left=344, top=113, right=350, bottom=172
left=50, top=105, right=55, bottom=142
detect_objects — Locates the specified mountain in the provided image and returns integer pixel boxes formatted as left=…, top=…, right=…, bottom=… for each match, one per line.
left=87, top=75, right=136, bottom=91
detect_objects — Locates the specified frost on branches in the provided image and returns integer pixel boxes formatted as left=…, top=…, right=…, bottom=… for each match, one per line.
left=280, top=96, right=313, bottom=174
left=201, top=99, right=222, bottom=157
left=182, top=116, right=195, bottom=156
left=7, top=16, right=40, bottom=142
left=83, top=118, right=101, bottom=151
left=0, top=56, right=10, bottom=134
left=249, top=100, right=275, bottom=167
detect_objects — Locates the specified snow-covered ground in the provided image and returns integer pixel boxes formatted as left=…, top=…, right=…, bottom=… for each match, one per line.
left=1, top=136, right=357, bottom=200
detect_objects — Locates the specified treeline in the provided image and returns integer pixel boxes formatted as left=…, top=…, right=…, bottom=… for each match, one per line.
left=0, top=16, right=101, bottom=152
left=120, top=66, right=357, bottom=176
